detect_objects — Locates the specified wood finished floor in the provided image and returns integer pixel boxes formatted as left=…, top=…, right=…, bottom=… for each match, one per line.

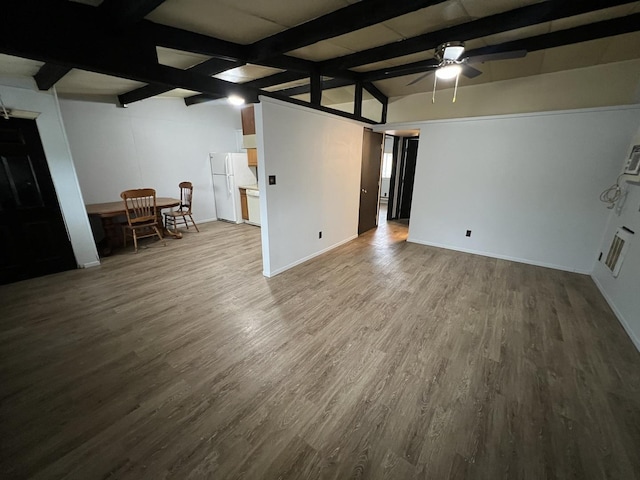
left=1, top=216, right=639, bottom=479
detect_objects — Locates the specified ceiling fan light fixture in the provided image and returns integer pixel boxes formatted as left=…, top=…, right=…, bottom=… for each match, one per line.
left=435, top=64, right=462, bottom=80
left=442, top=44, right=465, bottom=61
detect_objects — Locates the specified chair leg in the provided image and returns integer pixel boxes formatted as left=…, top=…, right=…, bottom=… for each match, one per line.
left=189, top=215, right=200, bottom=232
left=154, top=226, right=166, bottom=247
left=133, top=229, right=138, bottom=253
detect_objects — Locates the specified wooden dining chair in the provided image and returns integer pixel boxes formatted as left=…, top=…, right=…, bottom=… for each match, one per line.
left=121, top=188, right=166, bottom=253
left=164, top=181, right=200, bottom=233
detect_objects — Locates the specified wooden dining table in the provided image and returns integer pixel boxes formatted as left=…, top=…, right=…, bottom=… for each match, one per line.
left=86, top=197, right=182, bottom=256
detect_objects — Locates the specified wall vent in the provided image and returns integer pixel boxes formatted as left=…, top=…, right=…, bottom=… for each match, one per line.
left=604, top=228, right=632, bottom=277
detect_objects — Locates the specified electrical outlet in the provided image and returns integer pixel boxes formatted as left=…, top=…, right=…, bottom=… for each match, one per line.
left=319, top=231, right=322, bottom=239
left=268, top=175, right=276, bottom=185
left=466, top=230, right=471, bottom=237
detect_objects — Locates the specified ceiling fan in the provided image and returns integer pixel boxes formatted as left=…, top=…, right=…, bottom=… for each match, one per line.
left=407, top=41, right=527, bottom=102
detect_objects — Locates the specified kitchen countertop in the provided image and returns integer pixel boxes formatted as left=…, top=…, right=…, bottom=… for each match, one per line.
left=239, top=184, right=259, bottom=192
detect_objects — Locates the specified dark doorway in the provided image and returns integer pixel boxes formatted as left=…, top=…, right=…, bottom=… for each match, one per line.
left=358, top=129, right=383, bottom=235
left=388, top=136, right=419, bottom=221
left=0, top=117, right=76, bottom=284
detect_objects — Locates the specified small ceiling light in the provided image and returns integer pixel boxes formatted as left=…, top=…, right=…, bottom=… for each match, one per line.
left=227, top=95, right=245, bottom=106
left=435, top=64, right=462, bottom=80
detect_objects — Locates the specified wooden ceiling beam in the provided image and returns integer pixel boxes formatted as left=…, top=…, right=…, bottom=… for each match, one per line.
left=247, top=0, right=448, bottom=61
left=275, top=78, right=354, bottom=98
left=142, top=21, right=248, bottom=63
left=34, top=0, right=168, bottom=91
left=118, top=57, right=244, bottom=105
left=34, top=63, right=73, bottom=91
left=184, top=71, right=308, bottom=106
left=261, top=91, right=380, bottom=124
left=2, top=2, right=263, bottom=103
left=99, top=0, right=167, bottom=29
left=322, top=0, right=638, bottom=71
left=362, top=82, right=388, bottom=106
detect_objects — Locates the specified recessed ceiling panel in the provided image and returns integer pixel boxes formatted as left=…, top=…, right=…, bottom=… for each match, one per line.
left=216, top=0, right=348, bottom=29
left=382, top=1, right=470, bottom=39
left=156, top=47, right=210, bottom=69
left=287, top=42, right=354, bottom=62
left=481, top=22, right=551, bottom=46
left=0, top=54, right=43, bottom=77
left=459, top=0, right=546, bottom=18
left=323, top=24, right=404, bottom=52
left=147, top=0, right=285, bottom=43
left=159, top=88, right=202, bottom=98
left=214, top=64, right=284, bottom=83
left=55, top=70, right=146, bottom=96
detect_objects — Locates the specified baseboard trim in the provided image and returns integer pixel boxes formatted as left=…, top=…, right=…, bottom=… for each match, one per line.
left=80, top=261, right=101, bottom=268
left=591, top=276, right=640, bottom=352
left=264, top=234, right=358, bottom=278
left=406, top=237, right=592, bottom=275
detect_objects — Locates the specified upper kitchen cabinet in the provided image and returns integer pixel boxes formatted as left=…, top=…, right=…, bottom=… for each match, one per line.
left=241, top=105, right=258, bottom=166
left=241, top=105, right=255, bottom=135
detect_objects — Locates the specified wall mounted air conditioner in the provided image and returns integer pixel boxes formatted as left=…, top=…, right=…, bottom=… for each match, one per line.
left=604, top=227, right=633, bottom=277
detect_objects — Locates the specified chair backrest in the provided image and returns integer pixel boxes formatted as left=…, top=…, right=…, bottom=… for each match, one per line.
left=178, top=181, right=194, bottom=213
left=121, top=188, right=157, bottom=226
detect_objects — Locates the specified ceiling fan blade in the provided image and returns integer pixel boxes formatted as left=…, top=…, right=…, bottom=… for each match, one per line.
left=461, top=64, right=482, bottom=79
left=467, top=49, right=527, bottom=64
left=406, top=71, right=434, bottom=86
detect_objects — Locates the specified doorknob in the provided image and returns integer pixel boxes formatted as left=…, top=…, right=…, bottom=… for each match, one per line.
left=361, top=188, right=367, bottom=194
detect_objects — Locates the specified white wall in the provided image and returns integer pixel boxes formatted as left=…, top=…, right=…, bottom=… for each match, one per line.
left=59, top=97, right=242, bottom=223
left=0, top=79, right=99, bottom=268
left=387, top=59, right=640, bottom=123
left=256, top=97, right=364, bottom=277
left=397, top=105, right=640, bottom=274
left=592, top=128, right=640, bottom=351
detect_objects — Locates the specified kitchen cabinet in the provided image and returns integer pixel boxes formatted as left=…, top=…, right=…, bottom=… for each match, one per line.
left=239, top=188, right=249, bottom=220
left=241, top=105, right=255, bottom=135
left=247, top=149, right=258, bottom=167
left=241, top=105, right=258, bottom=168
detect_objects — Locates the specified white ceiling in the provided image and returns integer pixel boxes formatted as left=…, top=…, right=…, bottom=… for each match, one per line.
left=2, top=0, right=640, bottom=104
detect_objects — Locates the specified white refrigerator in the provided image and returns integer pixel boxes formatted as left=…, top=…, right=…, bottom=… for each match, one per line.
left=210, top=152, right=257, bottom=223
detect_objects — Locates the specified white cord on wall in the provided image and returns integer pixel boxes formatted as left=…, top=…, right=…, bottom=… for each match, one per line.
left=599, top=174, right=624, bottom=209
